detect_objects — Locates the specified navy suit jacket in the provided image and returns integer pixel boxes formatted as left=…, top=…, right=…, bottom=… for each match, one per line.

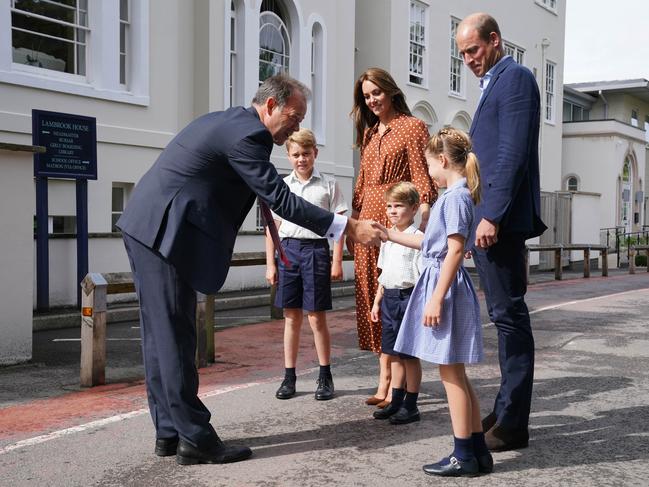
left=469, top=56, right=546, bottom=238
left=117, top=106, right=334, bottom=294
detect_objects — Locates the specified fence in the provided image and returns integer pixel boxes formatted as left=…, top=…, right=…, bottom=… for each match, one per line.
left=601, top=226, right=649, bottom=267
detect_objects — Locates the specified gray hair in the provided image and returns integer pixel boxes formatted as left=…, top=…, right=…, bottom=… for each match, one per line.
left=252, top=74, right=311, bottom=107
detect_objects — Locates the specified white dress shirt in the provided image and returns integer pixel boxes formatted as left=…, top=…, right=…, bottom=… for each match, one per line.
left=273, top=168, right=349, bottom=240
left=377, top=224, right=423, bottom=289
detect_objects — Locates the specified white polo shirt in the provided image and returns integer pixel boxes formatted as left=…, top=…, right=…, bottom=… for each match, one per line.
left=377, top=225, right=423, bottom=289
left=273, top=168, right=349, bottom=240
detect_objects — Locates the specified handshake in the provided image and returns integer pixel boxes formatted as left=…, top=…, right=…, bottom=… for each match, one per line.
left=345, top=219, right=389, bottom=248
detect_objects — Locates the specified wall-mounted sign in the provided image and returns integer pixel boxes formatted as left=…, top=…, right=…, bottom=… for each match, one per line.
left=32, top=109, right=97, bottom=179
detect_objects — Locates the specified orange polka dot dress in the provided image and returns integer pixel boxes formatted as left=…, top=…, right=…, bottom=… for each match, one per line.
left=352, top=114, right=437, bottom=352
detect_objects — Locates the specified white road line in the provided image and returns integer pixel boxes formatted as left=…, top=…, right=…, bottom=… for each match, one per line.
left=0, top=367, right=319, bottom=456
left=5, top=288, right=647, bottom=456
left=480, top=287, right=649, bottom=327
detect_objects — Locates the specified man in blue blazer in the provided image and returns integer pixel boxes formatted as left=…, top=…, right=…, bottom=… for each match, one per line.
left=456, top=13, right=546, bottom=452
left=117, top=75, right=384, bottom=465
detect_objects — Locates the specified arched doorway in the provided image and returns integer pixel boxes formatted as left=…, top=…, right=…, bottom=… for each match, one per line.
left=619, top=156, right=633, bottom=233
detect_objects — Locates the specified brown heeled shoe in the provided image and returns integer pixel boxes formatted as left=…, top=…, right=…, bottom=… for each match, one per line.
left=376, top=400, right=390, bottom=409
left=365, top=396, right=386, bottom=406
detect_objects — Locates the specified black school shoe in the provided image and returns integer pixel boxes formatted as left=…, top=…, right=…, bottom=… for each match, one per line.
left=389, top=406, right=420, bottom=425
left=422, top=455, right=479, bottom=477
left=154, top=437, right=179, bottom=457
left=276, top=377, right=296, bottom=399
left=315, top=375, right=334, bottom=401
left=477, top=452, right=494, bottom=474
left=176, top=438, right=252, bottom=465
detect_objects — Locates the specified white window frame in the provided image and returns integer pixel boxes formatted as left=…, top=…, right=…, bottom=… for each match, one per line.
left=119, top=0, right=130, bottom=87
left=309, top=18, right=326, bottom=144
left=535, top=0, right=558, bottom=14
left=565, top=175, right=579, bottom=192
left=258, top=10, right=290, bottom=83
left=631, top=109, right=639, bottom=127
left=504, top=40, right=525, bottom=65
left=449, top=16, right=464, bottom=98
left=544, top=60, right=556, bottom=124
left=408, top=1, right=427, bottom=87
left=111, top=182, right=133, bottom=232
left=644, top=115, right=649, bottom=144
left=0, top=0, right=150, bottom=105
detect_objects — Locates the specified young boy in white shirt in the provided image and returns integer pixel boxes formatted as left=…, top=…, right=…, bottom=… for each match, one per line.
left=370, top=181, right=423, bottom=424
left=265, top=128, right=348, bottom=401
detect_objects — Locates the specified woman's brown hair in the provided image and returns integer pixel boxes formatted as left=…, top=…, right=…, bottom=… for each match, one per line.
left=350, top=68, right=411, bottom=150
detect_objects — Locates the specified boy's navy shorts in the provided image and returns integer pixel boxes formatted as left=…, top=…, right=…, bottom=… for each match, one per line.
left=274, top=238, right=332, bottom=312
left=381, top=287, right=415, bottom=359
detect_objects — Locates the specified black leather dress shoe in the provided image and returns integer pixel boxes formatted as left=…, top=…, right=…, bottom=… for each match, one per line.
left=154, top=437, right=179, bottom=457
left=176, top=438, right=252, bottom=465
left=481, top=412, right=497, bottom=432
left=276, top=377, right=296, bottom=399
left=389, top=406, right=420, bottom=425
left=485, top=424, right=529, bottom=451
left=477, top=452, right=494, bottom=474
left=373, top=401, right=401, bottom=419
left=422, top=456, right=479, bottom=477
left=315, top=375, right=334, bottom=400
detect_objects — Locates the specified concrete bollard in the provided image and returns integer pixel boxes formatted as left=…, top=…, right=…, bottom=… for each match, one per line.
left=80, top=273, right=108, bottom=387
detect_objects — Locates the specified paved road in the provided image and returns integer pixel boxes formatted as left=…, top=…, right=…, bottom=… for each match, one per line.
left=1, top=272, right=649, bottom=486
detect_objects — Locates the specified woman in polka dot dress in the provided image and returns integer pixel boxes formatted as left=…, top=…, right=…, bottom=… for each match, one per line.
left=350, top=68, right=437, bottom=406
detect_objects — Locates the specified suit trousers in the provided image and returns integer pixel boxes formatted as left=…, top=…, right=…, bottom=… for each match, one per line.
left=473, top=233, right=534, bottom=431
left=123, top=232, right=216, bottom=447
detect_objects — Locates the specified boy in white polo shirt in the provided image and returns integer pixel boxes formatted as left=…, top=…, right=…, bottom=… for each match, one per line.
left=265, top=128, right=348, bottom=401
left=370, top=181, right=423, bottom=424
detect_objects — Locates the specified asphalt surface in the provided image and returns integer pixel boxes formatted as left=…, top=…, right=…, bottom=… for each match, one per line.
left=1, top=269, right=649, bottom=486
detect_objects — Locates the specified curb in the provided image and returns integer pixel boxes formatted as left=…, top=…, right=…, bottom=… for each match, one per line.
left=33, top=283, right=356, bottom=332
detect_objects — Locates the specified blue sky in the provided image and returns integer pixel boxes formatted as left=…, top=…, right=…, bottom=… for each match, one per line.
left=564, top=0, right=649, bottom=83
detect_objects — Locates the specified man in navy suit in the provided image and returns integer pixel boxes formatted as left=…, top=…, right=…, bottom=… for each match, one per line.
left=456, top=13, right=546, bottom=452
left=117, top=75, right=384, bottom=465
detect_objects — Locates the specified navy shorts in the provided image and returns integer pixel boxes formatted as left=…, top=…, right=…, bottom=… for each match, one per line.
left=274, top=238, right=332, bottom=312
left=381, top=287, right=415, bottom=359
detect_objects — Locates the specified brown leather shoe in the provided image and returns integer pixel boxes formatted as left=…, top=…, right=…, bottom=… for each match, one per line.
left=376, top=400, right=390, bottom=409
left=365, top=396, right=385, bottom=406
left=485, top=424, right=529, bottom=452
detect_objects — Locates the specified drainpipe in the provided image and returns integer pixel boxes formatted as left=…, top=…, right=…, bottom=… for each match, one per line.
left=598, top=90, right=608, bottom=119
left=539, top=38, right=550, bottom=179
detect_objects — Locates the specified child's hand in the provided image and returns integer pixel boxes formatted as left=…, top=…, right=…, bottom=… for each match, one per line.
left=265, top=266, right=278, bottom=286
left=464, top=250, right=473, bottom=259
left=331, top=262, right=343, bottom=281
left=423, top=298, right=442, bottom=327
left=370, top=303, right=381, bottom=322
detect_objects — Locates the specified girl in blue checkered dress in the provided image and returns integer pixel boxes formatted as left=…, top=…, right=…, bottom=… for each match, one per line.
left=380, top=128, right=492, bottom=477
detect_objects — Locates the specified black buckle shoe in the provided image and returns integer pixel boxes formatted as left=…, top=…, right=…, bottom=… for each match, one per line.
left=315, top=375, right=334, bottom=401
left=154, top=437, right=179, bottom=457
left=422, top=455, right=479, bottom=477
left=176, top=438, right=252, bottom=465
left=389, top=406, right=420, bottom=425
left=276, top=377, right=296, bottom=399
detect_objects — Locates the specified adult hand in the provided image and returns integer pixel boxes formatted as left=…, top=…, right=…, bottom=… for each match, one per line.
left=345, top=218, right=387, bottom=246
left=474, top=218, right=499, bottom=249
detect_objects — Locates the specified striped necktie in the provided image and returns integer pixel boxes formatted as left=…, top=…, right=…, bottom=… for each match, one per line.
left=259, top=199, right=291, bottom=267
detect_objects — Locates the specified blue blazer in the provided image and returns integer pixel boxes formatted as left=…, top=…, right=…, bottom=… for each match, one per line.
left=469, top=56, right=546, bottom=238
left=117, top=106, right=334, bottom=294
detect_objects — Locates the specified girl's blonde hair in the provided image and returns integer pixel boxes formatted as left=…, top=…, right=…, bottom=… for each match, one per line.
left=384, top=181, right=420, bottom=207
left=426, top=127, right=481, bottom=204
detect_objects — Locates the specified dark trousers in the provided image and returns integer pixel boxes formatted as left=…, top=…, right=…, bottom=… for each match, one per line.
left=123, top=233, right=216, bottom=447
left=473, top=233, right=534, bottom=430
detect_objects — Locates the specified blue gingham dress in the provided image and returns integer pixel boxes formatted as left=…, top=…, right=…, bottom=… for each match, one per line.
left=394, top=178, right=483, bottom=364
